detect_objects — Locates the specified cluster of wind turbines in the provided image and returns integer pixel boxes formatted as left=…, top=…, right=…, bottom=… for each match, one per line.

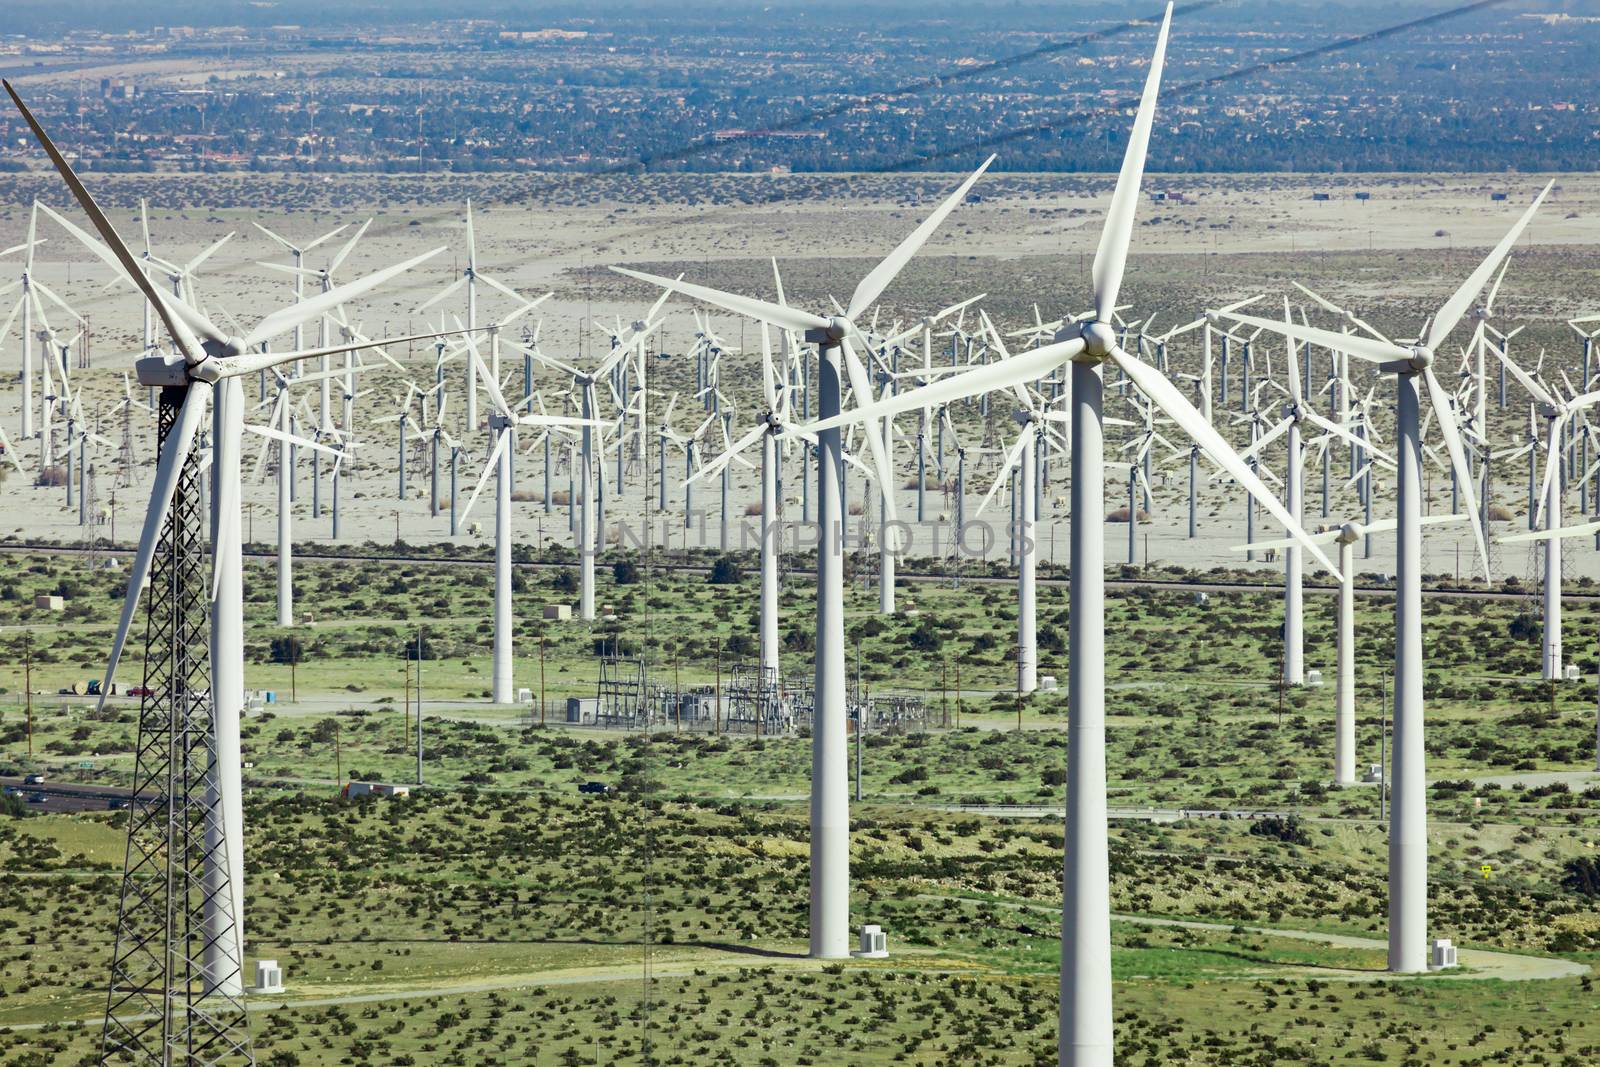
left=605, top=8, right=1593, bottom=1064
left=5, top=5, right=1597, bottom=1060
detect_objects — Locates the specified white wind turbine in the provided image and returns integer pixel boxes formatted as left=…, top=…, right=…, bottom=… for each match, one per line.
left=1, top=205, right=52, bottom=440
left=1502, top=512, right=1600, bottom=768
left=1237, top=513, right=1466, bottom=786
left=792, top=9, right=1333, bottom=1056
left=687, top=323, right=814, bottom=687
left=258, top=219, right=372, bottom=435
left=6, top=78, right=455, bottom=1000
left=966, top=361, right=1065, bottom=694
left=1493, top=350, right=1600, bottom=681
left=614, top=155, right=994, bottom=962
left=1232, top=298, right=1386, bottom=685
left=454, top=336, right=608, bottom=701
left=1224, top=181, right=1548, bottom=974
left=252, top=218, right=351, bottom=356
left=416, top=200, right=541, bottom=435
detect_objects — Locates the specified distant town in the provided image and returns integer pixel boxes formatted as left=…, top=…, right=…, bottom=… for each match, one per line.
left=1, top=2, right=1595, bottom=175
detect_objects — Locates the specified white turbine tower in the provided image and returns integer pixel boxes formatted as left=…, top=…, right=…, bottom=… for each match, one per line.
left=793, top=9, right=1334, bottom=1057
left=1238, top=513, right=1464, bottom=786
left=1494, top=352, right=1600, bottom=681
left=8, top=77, right=451, bottom=999
left=1502, top=514, right=1600, bottom=768
left=455, top=336, right=608, bottom=703
left=970, top=312, right=1070, bottom=694
left=614, top=156, right=994, bottom=961
left=1225, top=182, right=1548, bottom=974
left=1, top=205, right=52, bottom=440
left=688, top=323, right=813, bottom=688
left=1233, top=298, right=1381, bottom=685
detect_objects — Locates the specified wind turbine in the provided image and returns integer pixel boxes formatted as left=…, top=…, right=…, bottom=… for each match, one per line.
left=1493, top=351, right=1600, bottom=681
left=253, top=218, right=351, bottom=356
left=965, top=329, right=1068, bottom=694
left=614, top=153, right=993, bottom=962
left=1237, top=513, right=1466, bottom=785
left=789, top=10, right=1333, bottom=1058
left=6, top=79, right=452, bottom=1023
left=416, top=200, right=540, bottom=435
left=1, top=205, right=51, bottom=439
left=258, top=218, right=371, bottom=435
left=689, top=324, right=814, bottom=688
left=1233, top=298, right=1385, bottom=685
left=1224, top=181, right=1548, bottom=974
left=455, top=336, right=607, bottom=701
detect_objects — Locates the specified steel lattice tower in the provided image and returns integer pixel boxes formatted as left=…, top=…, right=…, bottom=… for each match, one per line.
left=101, top=387, right=254, bottom=1067
left=115, top=398, right=138, bottom=489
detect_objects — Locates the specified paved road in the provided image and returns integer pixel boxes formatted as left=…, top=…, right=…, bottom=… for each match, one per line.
left=0, top=776, right=131, bottom=814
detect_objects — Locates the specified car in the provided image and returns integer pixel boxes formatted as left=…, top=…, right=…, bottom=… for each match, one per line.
left=577, top=781, right=613, bottom=795
left=22, top=773, right=47, bottom=785
left=127, top=686, right=154, bottom=697
left=26, top=793, right=46, bottom=804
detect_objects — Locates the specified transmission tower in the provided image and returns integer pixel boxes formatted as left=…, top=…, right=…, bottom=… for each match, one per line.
left=82, top=463, right=98, bottom=571
left=101, top=389, right=253, bottom=1067
left=115, top=399, right=138, bottom=489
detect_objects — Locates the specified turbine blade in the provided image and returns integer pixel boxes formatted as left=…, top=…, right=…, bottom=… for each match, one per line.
left=845, top=156, right=994, bottom=321
left=1111, top=345, right=1341, bottom=579
left=1091, top=3, right=1172, bottom=321
left=804, top=336, right=1085, bottom=435
left=6, top=83, right=216, bottom=360
left=840, top=334, right=897, bottom=525
left=1425, top=181, right=1551, bottom=352
left=100, top=383, right=211, bottom=708
left=1422, top=365, right=1489, bottom=582
left=458, top=428, right=509, bottom=527
left=245, top=246, right=445, bottom=349
left=610, top=266, right=828, bottom=335
left=1223, top=310, right=1405, bottom=366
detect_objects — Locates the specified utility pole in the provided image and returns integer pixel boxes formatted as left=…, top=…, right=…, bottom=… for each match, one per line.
left=24, top=632, right=33, bottom=759
left=714, top=638, right=722, bottom=735
left=855, top=689, right=864, bottom=803
left=955, top=658, right=962, bottom=729
left=403, top=659, right=412, bottom=752
left=539, top=636, right=546, bottom=727
left=1380, top=670, right=1389, bottom=823
left=416, top=629, right=424, bottom=786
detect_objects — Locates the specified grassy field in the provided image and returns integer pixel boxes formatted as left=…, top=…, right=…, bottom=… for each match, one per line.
left=5, top=549, right=1600, bottom=1064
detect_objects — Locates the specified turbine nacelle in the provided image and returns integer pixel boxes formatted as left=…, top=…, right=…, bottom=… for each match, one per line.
left=1406, top=346, right=1433, bottom=372
left=135, top=352, right=192, bottom=388
left=1337, top=522, right=1362, bottom=545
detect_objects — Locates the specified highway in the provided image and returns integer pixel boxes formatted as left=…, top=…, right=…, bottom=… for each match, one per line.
left=0, top=776, right=132, bottom=814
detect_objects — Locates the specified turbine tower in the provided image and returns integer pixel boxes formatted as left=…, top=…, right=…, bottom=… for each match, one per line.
left=795, top=10, right=1335, bottom=1059
left=7, top=78, right=451, bottom=1050
left=615, top=157, right=993, bottom=960
left=1227, top=181, right=1545, bottom=973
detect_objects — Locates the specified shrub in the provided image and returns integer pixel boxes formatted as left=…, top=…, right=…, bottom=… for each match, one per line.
left=708, top=557, right=743, bottom=584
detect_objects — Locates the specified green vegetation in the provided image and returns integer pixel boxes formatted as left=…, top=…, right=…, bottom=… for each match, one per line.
left=5, top=550, right=1600, bottom=1064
